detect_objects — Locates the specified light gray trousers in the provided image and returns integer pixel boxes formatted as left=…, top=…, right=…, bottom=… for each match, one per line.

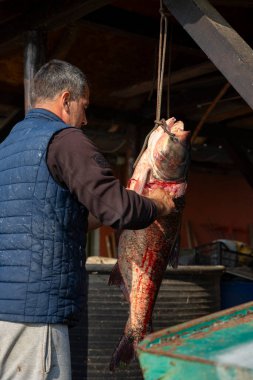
left=0, top=321, right=72, bottom=380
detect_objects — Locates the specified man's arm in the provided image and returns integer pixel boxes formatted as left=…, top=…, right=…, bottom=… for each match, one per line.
left=88, top=212, right=102, bottom=231
left=46, top=128, right=174, bottom=230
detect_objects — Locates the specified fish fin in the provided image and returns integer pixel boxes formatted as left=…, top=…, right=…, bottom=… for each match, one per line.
left=109, top=334, right=136, bottom=371
left=169, top=235, right=181, bottom=268
left=108, top=262, right=130, bottom=302
left=108, top=262, right=122, bottom=286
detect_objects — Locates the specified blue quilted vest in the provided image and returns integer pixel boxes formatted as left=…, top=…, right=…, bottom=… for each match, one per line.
left=0, top=109, right=88, bottom=324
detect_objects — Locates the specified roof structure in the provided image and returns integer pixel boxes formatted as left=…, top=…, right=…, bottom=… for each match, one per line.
left=0, top=0, right=253, bottom=183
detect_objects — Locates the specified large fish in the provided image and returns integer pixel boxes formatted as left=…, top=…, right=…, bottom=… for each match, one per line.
left=108, top=117, right=191, bottom=370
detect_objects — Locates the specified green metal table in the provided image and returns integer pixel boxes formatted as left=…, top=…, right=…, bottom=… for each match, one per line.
left=138, top=301, right=253, bottom=379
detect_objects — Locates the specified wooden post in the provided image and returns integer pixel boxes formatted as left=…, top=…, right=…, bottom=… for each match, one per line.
left=24, top=30, right=46, bottom=113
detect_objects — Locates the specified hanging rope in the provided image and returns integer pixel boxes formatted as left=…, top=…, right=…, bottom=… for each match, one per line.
left=156, top=0, right=168, bottom=122
left=166, top=23, right=173, bottom=118
left=133, top=1, right=169, bottom=168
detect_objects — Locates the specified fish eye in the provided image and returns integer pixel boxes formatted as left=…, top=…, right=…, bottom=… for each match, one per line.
left=170, top=134, right=179, bottom=143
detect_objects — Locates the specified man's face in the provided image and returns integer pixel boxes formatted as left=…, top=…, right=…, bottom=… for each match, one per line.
left=68, top=87, right=90, bottom=128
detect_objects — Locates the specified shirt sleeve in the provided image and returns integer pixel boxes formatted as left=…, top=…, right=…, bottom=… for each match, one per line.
left=46, top=128, right=157, bottom=230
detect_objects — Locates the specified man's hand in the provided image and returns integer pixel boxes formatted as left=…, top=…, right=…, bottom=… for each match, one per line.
left=142, top=187, right=176, bottom=217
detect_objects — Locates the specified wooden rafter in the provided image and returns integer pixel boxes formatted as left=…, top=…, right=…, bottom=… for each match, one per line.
left=0, top=0, right=113, bottom=50
left=0, top=107, right=22, bottom=143
left=0, top=107, right=21, bottom=131
left=49, top=24, right=79, bottom=60
left=225, top=137, right=253, bottom=189
left=211, top=0, right=253, bottom=7
left=199, top=101, right=253, bottom=123
left=191, top=83, right=230, bottom=143
left=226, top=116, right=253, bottom=129
left=164, top=0, right=253, bottom=110
left=111, top=61, right=217, bottom=98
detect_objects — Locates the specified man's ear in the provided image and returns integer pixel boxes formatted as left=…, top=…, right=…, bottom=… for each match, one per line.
left=62, top=91, right=71, bottom=113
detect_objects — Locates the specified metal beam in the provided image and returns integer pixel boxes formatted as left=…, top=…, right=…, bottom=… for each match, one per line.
left=164, top=0, right=253, bottom=110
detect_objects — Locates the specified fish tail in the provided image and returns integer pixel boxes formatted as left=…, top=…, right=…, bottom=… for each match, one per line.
left=147, top=319, right=153, bottom=335
left=108, top=262, right=130, bottom=302
left=109, top=333, right=135, bottom=371
left=108, top=262, right=122, bottom=286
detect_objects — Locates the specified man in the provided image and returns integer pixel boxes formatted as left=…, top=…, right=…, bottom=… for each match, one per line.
left=0, top=60, right=176, bottom=379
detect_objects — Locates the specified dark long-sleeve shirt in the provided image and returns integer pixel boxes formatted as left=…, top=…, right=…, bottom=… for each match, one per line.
left=46, top=127, right=157, bottom=230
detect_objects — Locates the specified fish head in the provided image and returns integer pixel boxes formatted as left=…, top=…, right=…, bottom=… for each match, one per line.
left=148, top=118, right=191, bottom=182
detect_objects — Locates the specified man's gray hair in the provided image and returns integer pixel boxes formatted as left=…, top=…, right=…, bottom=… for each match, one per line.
left=31, top=59, right=88, bottom=106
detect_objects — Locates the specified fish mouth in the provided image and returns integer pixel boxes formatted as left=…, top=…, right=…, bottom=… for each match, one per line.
left=165, top=118, right=190, bottom=142
left=164, top=118, right=185, bottom=133
left=170, top=121, right=185, bottom=134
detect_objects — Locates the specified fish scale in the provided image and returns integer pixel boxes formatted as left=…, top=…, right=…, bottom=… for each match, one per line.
left=108, top=118, right=191, bottom=371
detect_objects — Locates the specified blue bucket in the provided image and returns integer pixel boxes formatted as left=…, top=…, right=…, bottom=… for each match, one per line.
left=221, top=278, right=253, bottom=309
